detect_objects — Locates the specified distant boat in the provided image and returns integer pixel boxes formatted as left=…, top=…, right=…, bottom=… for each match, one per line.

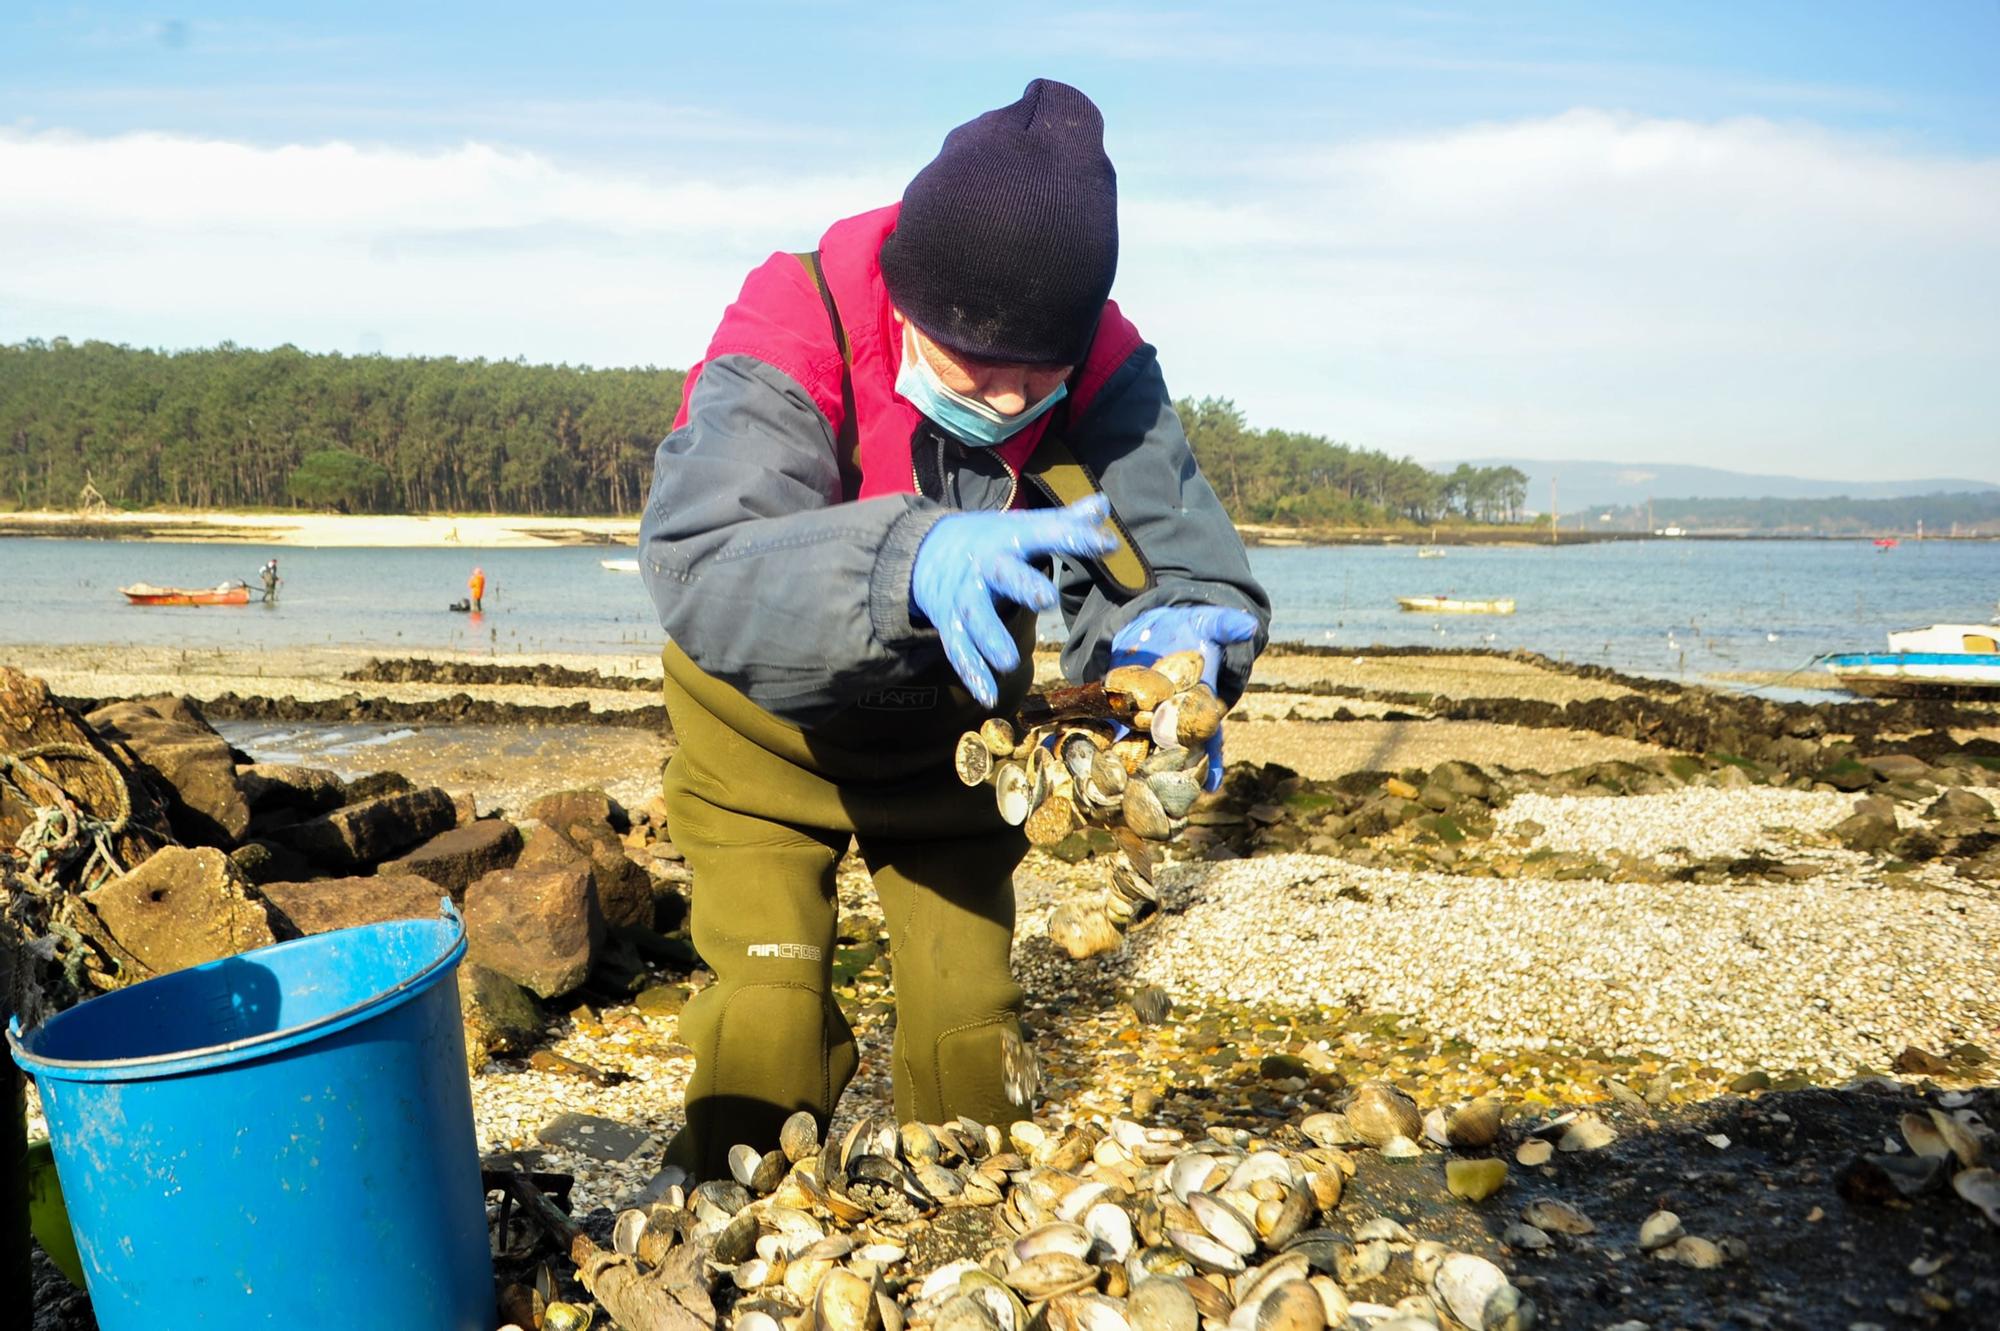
left=1417, top=548, right=1446, bottom=559
left=121, top=581, right=251, bottom=607
left=1823, top=624, right=2000, bottom=697
left=1397, top=595, right=1515, bottom=615
left=600, top=558, right=640, bottom=572
left=1873, top=537, right=1899, bottom=551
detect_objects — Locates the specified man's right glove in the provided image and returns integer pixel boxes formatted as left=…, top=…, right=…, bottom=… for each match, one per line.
left=911, top=495, right=1116, bottom=709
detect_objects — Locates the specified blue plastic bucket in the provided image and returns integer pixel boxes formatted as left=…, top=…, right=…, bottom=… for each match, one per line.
left=9, top=902, right=494, bottom=1330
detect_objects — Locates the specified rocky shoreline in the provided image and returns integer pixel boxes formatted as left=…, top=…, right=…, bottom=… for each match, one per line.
left=7, top=647, right=1998, bottom=1331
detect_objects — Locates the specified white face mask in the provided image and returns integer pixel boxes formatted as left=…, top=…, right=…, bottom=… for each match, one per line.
left=896, top=326, right=1067, bottom=448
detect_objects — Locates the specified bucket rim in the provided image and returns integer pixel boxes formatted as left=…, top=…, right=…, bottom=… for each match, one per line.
left=9, top=901, right=466, bottom=1082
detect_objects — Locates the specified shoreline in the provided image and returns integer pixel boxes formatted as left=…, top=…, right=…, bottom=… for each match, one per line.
left=5, top=508, right=1985, bottom=549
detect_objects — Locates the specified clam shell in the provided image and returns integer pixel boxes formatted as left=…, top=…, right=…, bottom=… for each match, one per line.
left=1146, top=766, right=1204, bottom=819
left=1049, top=903, right=1122, bottom=960
left=1149, top=700, right=1182, bottom=751
left=1127, top=1275, right=1201, bottom=1331
left=1025, top=793, right=1080, bottom=847
left=1251, top=1280, right=1326, bottom=1331
left=1347, top=1082, right=1423, bottom=1148
left=818, top=1269, right=882, bottom=1331
left=1168, top=1225, right=1247, bottom=1273
left=1153, top=650, right=1207, bottom=694
left=1955, top=1167, right=2000, bottom=1227
left=1519, top=1199, right=1593, bottom=1235
left=780, top=1110, right=821, bottom=1163
left=1447, top=1099, right=1502, bottom=1150
left=981, top=717, right=1019, bottom=756
left=1171, top=686, right=1226, bottom=746
left=612, top=1207, right=648, bottom=1256
left=544, top=1304, right=593, bottom=1331
left=1111, top=737, right=1151, bottom=775
left=1047, top=1294, right=1133, bottom=1331
left=1004, top=1252, right=1098, bottom=1299
left=956, top=732, right=994, bottom=786
left=1190, top=1191, right=1258, bottom=1256
left=1014, top=1221, right=1095, bottom=1263
left=1092, top=750, right=1129, bottom=796
left=936, top=1293, right=1005, bottom=1331
left=728, top=1143, right=763, bottom=1188
left=994, top=762, right=1032, bottom=826
left=737, top=1314, right=785, bottom=1331
left=1123, top=779, right=1174, bottom=841
left=1430, top=1252, right=1534, bottom=1331
left=1084, top=1200, right=1135, bottom=1261
left=1106, top=665, right=1176, bottom=712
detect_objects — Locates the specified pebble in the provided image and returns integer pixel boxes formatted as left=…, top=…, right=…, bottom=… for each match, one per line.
left=1637, top=1210, right=1684, bottom=1251
left=1516, top=1140, right=1554, bottom=1167
left=1078, top=849, right=1998, bottom=1075
left=1444, top=1158, right=1509, bottom=1202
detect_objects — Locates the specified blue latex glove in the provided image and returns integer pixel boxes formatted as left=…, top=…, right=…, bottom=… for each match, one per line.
left=1111, top=604, right=1262, bottom=791
left=912, top=495, right=1116, bottom=708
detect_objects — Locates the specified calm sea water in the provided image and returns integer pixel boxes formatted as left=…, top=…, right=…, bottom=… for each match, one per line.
left=2, top=536, right=1996, bottom=696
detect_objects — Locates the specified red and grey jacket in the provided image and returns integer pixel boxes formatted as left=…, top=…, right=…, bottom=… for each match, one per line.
left=639, top=204, right=1269, bottom=723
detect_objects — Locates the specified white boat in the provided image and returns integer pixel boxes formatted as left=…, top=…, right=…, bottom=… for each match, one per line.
left=600, top=558, right=640, bottom=572
left=1417, top=548, right=1446, bottom=559
left=1823, top=624, right=2000, bottom=698
left=1397, top=595, right=1515, bottom=615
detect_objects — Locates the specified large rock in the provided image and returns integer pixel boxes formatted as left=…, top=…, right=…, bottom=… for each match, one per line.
left=1832, top=798, right=1899, bottom=854
left=84, top=695, right=250, bottom=846
left=522, top=790, right=652, bottom=929
left=378, top=819, right=523, bottom=898
left=260, top=874, right=445, bottom=936
left=236, top=763, right=348, bottom=816
left=84, top=847, right=291, bottom=977
left=274, top=787, right=457, bottom=873
left=464, top=862, right=602, bottom=998
left=524, top=788, right=630, bottom=835
left=459, top=964, right=544, bottom=1073
left=0, top=667, right=173, bottom=869
left=1928, top=787, right=1996, bottom=823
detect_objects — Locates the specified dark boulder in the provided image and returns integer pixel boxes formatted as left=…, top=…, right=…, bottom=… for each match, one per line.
left=260, top=874, right=445, bottom=936
left=464, top=861, right=602, bottom=998
left=85, top=696, right=250, bottom=845
left=378, top=819, right=523, bottom=899
left=273, top=787, right=457, bottom=873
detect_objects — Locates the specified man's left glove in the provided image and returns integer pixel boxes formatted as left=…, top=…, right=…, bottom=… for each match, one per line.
left=1111, top=604, right=1261, bottom=791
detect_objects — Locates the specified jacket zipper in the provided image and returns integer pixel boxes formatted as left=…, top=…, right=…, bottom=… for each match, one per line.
left=915, top=451, right=1019, bottom=511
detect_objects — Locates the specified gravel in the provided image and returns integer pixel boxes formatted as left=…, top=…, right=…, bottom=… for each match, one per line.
left=1062, top=850, right=2000, bottom=1075
left=1495, top=787, right=1866, bottom=859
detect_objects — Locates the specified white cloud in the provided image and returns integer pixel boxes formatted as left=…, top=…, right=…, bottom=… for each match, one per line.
left=2, top=111, right=1996, bottom=478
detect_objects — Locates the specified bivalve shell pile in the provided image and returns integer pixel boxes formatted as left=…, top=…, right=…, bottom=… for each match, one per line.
left=956, top=653, right=1227, bottom=959
left=586, top=1098, right=1535, bottom=1331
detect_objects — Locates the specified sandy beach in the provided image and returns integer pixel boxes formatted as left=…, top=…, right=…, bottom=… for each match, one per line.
left=0, top=508, right=641, bottom=548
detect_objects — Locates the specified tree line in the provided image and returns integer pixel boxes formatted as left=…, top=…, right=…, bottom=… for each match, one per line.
left=1, top=339, right=1525, bottom=527
left=1636, top=491, right=2000, bottom=536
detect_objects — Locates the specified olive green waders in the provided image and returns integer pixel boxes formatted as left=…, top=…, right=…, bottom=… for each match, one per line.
left=658, top=617, right=1037, bottom=1181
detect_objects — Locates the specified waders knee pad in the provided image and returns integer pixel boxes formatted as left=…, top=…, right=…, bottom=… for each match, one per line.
left=910, top=1016, right=1037, bottom=1127
left=673, top=982, right=858, bottom=1179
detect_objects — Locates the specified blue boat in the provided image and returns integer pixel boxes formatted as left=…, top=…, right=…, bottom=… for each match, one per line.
left=1823, top=623, right=2000, bottom=698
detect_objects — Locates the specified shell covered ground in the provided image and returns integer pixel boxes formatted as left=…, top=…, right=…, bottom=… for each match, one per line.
left=19, top=645, right=2000, bottom=1331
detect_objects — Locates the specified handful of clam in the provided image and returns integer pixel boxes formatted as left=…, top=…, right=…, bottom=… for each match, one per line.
left=954, top=652, right=1228, bottom=957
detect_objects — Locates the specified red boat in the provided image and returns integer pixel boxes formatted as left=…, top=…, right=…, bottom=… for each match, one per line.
left=1874, top=537, right=1900, bottom=550
left=120, top=581, right=252, bottom=607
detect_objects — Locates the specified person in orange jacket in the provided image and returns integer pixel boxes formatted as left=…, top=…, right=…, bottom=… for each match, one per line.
left=468, top=567, right=485, bottom=612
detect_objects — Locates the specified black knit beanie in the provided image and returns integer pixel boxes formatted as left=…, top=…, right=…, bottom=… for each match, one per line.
left=879, top=79, right=1118, bottom=367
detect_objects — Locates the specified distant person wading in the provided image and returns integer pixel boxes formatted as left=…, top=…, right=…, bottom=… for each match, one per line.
left=468, top=567, right=485, bottom=613
left=638, top=79, right=1270, bottom=1180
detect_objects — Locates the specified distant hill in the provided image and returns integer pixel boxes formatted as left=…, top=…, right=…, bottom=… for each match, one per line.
left=1450, top=459, right=1999, bottom=514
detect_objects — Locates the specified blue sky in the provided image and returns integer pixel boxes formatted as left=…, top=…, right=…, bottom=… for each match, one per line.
left=4, top=2, right=1997, bottom=480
